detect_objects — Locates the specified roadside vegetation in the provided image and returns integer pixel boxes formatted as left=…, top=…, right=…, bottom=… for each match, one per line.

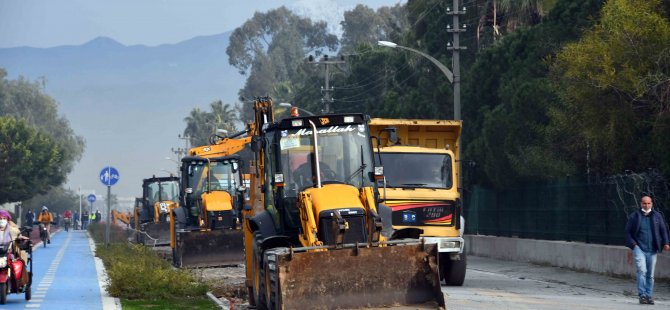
left=88, top=223, right=217, bottom=309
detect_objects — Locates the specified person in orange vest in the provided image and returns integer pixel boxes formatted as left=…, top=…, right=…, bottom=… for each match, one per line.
left=37, top=206, right=54, bottom=244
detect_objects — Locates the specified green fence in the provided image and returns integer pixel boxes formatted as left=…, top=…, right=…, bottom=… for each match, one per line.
left=464, top=172, right=669, bottom=246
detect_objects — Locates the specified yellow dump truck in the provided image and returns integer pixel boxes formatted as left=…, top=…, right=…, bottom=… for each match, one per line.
left=369, top=118, right=466, bottom=286
left=242, top=98, right=444, bottom=309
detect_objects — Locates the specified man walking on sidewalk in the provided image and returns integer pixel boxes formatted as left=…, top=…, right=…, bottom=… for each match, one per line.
left=626, top=195, right=670, bottom=305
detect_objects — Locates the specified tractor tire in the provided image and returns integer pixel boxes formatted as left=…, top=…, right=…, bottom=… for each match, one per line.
left=251, top=232, right=266, bottom=309
left=265, top=250, right=282, bottom=309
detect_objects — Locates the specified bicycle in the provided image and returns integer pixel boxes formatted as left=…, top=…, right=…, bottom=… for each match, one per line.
left=63, top=218, right=71, bottom=232
left=38, top=224, right=48, bottom=248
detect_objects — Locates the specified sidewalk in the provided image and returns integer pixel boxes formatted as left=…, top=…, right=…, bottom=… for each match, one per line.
left=0, top=229, right=119, bottom=309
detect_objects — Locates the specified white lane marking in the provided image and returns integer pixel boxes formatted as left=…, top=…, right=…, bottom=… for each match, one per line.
left=26, top=233, right=72, bottom=309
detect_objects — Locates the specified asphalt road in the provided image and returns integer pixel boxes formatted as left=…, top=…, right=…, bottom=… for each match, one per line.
left=445, top=255, right=670, bottom=309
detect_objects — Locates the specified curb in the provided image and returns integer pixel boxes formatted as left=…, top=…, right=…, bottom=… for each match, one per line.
left=87, top=231, right=123, bottom=310
left=207, top=291, right=231, bottom=310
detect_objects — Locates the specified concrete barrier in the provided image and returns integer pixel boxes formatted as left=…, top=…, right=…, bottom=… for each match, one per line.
left=464, top=235, right=670, bottom=280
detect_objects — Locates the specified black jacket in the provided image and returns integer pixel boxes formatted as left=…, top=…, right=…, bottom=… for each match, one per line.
left=625, top=209, right=670, bottom=253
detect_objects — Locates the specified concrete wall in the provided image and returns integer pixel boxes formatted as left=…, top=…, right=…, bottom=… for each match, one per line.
left=465, top=235, right=670, bottom=280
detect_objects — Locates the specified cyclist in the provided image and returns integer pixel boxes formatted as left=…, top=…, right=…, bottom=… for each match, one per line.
left=63, top=209, right=72, bottom=232
left=37, top=206, right=53, bottom=244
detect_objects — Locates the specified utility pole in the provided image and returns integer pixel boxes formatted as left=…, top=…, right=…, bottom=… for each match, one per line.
left=446, top=0, right=467, bottom=121
left=308, top=55, right=345, bottom=114
left=171, top=134, right=190, bottom=173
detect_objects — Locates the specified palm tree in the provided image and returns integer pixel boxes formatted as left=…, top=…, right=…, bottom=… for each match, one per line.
left=476, top=0, right=556, bottom=48
left=183, top=107, right=209, bottom=147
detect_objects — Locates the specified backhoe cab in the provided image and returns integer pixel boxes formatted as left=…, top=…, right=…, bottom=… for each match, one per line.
left=136, top=176, right=179, bottom=246
left=244, top=98, right=444, bottom=309
left=170, top=155, right=246, bottom=267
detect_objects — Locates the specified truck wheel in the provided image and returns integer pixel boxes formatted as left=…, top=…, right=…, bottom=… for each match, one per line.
left=443, top=253, right=467, bottom=286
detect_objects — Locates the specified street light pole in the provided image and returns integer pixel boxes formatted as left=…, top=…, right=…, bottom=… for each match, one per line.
left=378, top=40, right=460, bottom=120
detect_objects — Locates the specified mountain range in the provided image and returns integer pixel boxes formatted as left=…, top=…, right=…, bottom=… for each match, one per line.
left=0, top=33, right=246, bottom=198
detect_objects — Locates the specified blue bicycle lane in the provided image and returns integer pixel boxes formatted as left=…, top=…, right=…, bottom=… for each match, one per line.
left=0, top=230, right=119, bottom=310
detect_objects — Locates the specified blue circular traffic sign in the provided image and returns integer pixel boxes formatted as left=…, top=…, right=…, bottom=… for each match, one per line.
left=87, top=194, right=96, bottom=203
left=99, top=166, right=120, bottom=186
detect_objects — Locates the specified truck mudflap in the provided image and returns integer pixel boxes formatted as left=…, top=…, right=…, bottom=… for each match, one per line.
left=141, top=222, right=171, bottom=246
left=174, top=229, right=245, bottom=268
left=264, top=241, right=444, bottom=309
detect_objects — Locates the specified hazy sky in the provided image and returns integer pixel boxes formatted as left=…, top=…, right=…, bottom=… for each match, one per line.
left=0, top=0, right=405, bottom=48
left=0, top=0, right=406, bottom=200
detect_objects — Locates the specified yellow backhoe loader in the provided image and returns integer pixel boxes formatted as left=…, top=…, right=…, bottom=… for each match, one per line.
left=111, top=209, right=133, bottom=227
left=169, top=154, right=247, bottom=268
left=242, top=97, right=444, bottom=309
left=136, top=176, right=179, bottom=246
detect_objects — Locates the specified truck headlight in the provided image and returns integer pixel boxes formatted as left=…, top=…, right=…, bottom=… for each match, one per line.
left=441, top=240, right=460, bottom=249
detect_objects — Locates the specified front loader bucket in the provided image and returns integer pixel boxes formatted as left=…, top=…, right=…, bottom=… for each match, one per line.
left=264, top=242, right=444, bottom=309
left=141, top=223, right=170, bottom=246
left=174, top=229, right=245, bottom=268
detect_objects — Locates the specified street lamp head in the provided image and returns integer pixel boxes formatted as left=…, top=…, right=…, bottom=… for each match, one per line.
left=278, top=102, right=292, bottom=108
left=377, top=41, right=397, bottom=48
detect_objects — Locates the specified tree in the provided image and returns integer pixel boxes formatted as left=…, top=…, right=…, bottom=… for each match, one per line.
left=226, top=7, right=338, bottom=120
left=0, top=116, right=65, bottom=204
left=462, top=0, right=605, bottom=188
left=183, top=100, right=239, bottom=147
left=0, top=69, right=85, bottom=179
left=21, top=187, right=79, bottom=219
left=550, top=0, right=670, bottom=176
left=340, top=4, right=407, bottom=53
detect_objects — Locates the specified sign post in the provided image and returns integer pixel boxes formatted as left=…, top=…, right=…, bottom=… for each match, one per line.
left=87, top=194, right=96, bottom=227
left=99, top=166, right=119, bottom=246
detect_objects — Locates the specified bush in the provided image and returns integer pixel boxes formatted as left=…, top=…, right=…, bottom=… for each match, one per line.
left=88, top=222, right=133, bottom=244
left=95, top=243, right=209, bottom=300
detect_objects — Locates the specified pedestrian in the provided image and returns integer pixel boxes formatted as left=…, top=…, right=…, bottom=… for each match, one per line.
left=37, top=206, right=53, bottom=244
left=625, top=195, right=670, bottom=305
left=73, top=211, right=79, bottom=230
left=82, top=211, right=89, bottom=229
left=24, top=210, right=35, bottom=227
left=95, top=210, right=102, bottom=223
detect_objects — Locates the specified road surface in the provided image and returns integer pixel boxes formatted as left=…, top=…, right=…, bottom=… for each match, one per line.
left=446, top=255, right=669, bottom=309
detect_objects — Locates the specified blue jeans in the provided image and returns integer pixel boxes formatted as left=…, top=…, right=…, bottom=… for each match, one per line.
left=633, top=246, right=657, bottom=298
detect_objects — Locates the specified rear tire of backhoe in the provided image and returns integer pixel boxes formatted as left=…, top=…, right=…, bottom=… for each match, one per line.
left=265, top=250, right=281, bottom=309
left=442, top=252, right=467, bottom=286
left=251, top=232, right=267, bottom=309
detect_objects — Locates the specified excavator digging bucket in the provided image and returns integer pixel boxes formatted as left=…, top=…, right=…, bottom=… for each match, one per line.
left=174, top=229, right=245, bottom=268
left=141, top=222, right=171, bottom=246
left=266, top=242, right=444, bottom=309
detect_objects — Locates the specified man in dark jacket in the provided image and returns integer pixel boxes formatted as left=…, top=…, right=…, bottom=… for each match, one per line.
left=625, top=195, right=670, bottom=305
